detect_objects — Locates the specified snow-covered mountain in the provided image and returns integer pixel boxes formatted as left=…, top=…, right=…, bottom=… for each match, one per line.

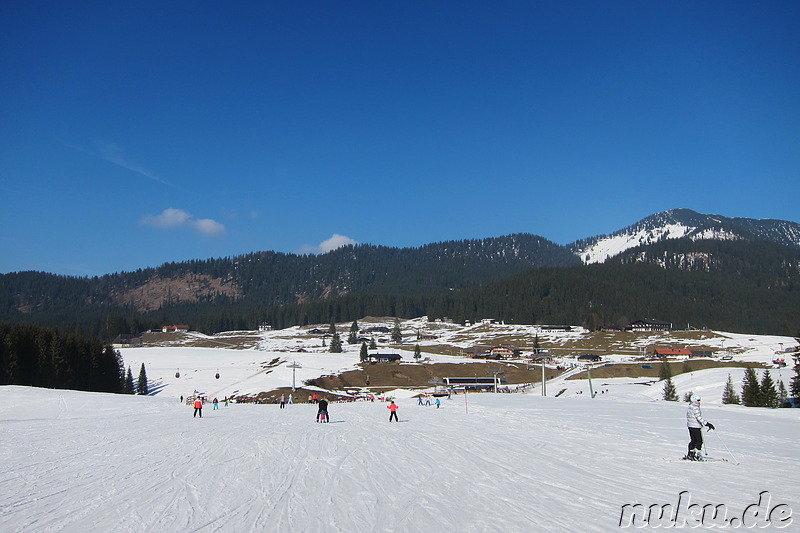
left=570, top=209, right=800, bottom=264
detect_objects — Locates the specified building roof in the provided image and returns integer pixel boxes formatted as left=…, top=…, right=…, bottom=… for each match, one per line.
left=654, top=348, right=692, bottom=356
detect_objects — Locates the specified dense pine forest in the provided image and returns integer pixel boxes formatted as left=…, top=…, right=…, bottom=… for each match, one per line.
left=0, top=323, right=124, bottom=392
left=1, top=235, right=799, bottom=339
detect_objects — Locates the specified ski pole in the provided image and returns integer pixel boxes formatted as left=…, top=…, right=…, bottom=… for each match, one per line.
left=714, top=430, right=740, bottom=465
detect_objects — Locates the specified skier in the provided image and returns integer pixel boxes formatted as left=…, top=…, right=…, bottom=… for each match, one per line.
left=685, top=394, right=715, bottom=460
left=193, top=397, right=203, bottom=418
left=287, top=394, right=293, bottom=405
left=317, top=398, right=329, bottom=423
left=280, top=394, right=286, bottom=409
left=388, top=400, right=399, bottom=422
left=435, top=397, right=441, bottom=409
left=213, top=397, right=219, bottom=410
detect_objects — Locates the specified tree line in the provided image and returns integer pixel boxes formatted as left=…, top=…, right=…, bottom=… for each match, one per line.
left=0, top=322, right=124, bottom=393
left=1, top=238, right=799, bottom=338
left=660, top=354, right=800, bottom=407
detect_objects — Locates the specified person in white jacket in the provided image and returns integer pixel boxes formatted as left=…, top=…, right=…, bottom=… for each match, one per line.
left=685, top=394, right=715, bottom=460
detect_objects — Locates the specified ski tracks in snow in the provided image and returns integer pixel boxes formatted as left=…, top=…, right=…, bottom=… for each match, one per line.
left=2, top=387, right=799, bottom=532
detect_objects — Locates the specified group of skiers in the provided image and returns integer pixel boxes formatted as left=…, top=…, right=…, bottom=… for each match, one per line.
left=190, top=388, right=714, bottom=452
left=191, top=396, right=225, bottom=417
left=417, top=394, right=442, bottom=407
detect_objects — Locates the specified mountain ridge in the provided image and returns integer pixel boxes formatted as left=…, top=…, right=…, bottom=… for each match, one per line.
left=1, top=209, right=798, bottom=336
left=569, top=208, right=800, bottom=264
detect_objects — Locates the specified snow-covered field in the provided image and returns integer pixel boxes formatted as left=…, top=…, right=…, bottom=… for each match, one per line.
left=1, top=326, right=798, bottom=532
left=114, top=320, right=798, bottom=403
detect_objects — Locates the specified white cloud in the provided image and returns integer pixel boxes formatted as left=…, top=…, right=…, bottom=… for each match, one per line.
left=141, top=208, right=191, bottom=228
left=141, top=208, right=226, bottom=236
left=298, top=234, right=358, bottom=255
left=320, top=234, right=357, bottom=253
left=193, top=218, right=226, bottom=236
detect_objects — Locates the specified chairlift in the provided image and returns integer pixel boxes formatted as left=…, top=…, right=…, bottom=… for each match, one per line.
left=175, top=368, right=180, bottom=378
left=215, top=369, right=220, bottom=379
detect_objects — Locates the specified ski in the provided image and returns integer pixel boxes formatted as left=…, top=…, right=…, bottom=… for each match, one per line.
left=663, top=457, right=728, bottom=463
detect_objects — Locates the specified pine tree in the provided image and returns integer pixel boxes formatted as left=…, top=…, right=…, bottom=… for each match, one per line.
left=329, top=332, right=342, bottom=353
left=390, top=318, right=402, bottom=344
left=414, top=344, right=421, bottom=361
left=741, top=367, right=760, bottom=407
left=790, top=354, right=800, bottom=399
left=124, top=366, right=135, bottom=394
left=663, top=376, right=678, bottom=401
left=778, top=379, right=788, bottom=405
left=759, top=370, right=779, bottom=408
left=359, top=342, right=368, bottom=363
left=721, top=374, right=740, bottom=405
left=348, top=320, right=359, bottom=344
left=328, top=321, right=337, bottom=335
left=369, top=337, right=377, bottom=350
left=137, top=363, right=149, bottom=395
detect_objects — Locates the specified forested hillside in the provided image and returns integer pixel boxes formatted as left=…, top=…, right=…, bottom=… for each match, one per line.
left=429, top=238, right=800, bottom=335
left=2, top=223, right=799, bottom=338
left=0, top=234, right=577, bottom=336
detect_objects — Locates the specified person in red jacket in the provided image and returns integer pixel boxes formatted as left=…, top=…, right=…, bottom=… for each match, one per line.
left=193, top=397, right=203, bottom=418
left=387, top=400, right=399, bottom=422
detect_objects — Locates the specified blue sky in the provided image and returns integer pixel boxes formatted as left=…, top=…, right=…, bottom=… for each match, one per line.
left=1, top=1, right=798, bottom=276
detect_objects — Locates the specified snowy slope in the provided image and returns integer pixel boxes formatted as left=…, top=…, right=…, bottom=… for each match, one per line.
left=578, top=222, right=695, bottom=264
left=2, top=324, right=798, bottom=532
left=571, top=209, right=800, bottom=264
left=1, top=380, right=797, bottom=533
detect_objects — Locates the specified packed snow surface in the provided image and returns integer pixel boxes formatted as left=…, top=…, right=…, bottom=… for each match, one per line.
left=1, top=325, right=798, bottom=531
left=1, top=383, right=798, bottom=531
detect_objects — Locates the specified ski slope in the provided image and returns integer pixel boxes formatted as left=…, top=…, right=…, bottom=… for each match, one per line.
left=1, top=377, right=798, bottom=532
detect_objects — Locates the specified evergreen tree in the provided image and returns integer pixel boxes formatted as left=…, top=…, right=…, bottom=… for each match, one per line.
left=137, top=363, right=149, bottom=395
left=369, top=337, right=377, bottom=350
left=348, top=320, right=359, bottom=344
left=329, top=332, right=343, bottom=353
left=359, top=342, right=368, bottom=363
left=721, top=374, right=740, bottom=405
left=759, top=370, right=779, bottom=408
left=790, top=354, right=800, bottom=399
left=741, top=367, right=760, bottom=407
left=662, top=376, right=678, bottom=401
left=390, top=318, right=402, bottom=344
left=414, top=344, right=421, bottom=361
left=683, top=391, right=693, bottom=402
left=778, top=379, right=788, bottom=405
left=124, top=366, right=134, bottom=395
left=328, top=321, right=337, bottom=335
